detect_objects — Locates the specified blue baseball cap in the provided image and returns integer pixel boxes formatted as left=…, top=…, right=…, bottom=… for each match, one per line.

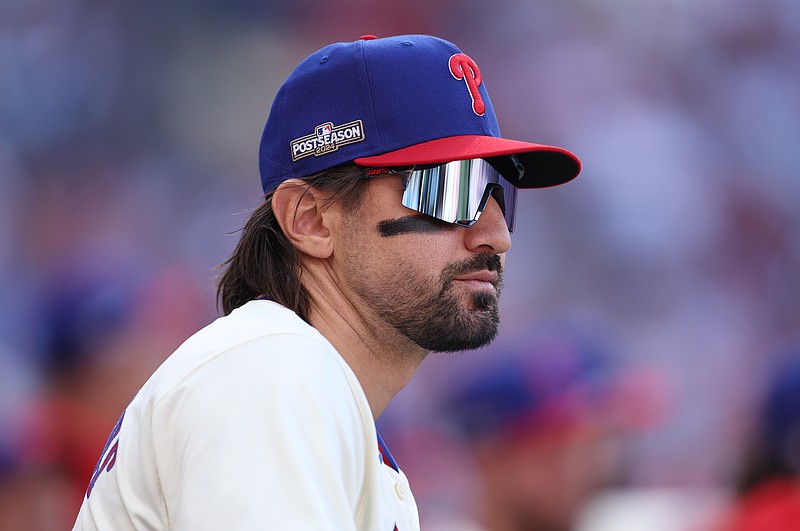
left=258, top=34, right=581, bottom=193
left=446, top=342, right=615, bottom=442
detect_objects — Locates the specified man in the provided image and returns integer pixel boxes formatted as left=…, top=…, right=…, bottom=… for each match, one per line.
left=72, top=34, right=580, bottom=530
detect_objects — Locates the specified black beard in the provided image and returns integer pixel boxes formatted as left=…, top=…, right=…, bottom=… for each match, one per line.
left=387, top=253, right=504, bottom=352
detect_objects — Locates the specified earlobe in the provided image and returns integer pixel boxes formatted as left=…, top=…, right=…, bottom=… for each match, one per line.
left=272, top=179, right=334, bottom=259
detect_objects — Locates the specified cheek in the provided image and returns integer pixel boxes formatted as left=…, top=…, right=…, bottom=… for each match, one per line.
left=340, top=223, right=445, bottom=288
left=374, top=225, right=460, bottom=274
left=340, top=196, right=463, bottom=281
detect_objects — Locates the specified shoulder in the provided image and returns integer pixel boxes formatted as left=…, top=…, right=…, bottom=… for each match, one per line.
left=150, top=300, right=346, bottom=389
left=129, top=299, right=372, bottom=422
left=128, top=298, right=374, bottom=458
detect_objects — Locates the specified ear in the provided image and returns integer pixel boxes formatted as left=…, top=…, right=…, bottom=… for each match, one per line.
left=272, top=179, right=335, bottom=259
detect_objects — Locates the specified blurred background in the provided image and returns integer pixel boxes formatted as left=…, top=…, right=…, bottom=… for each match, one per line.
left=1, top=0, right=799, bottom=529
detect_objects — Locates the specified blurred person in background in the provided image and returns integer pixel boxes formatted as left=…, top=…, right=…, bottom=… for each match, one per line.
left=708, top=347, right=800, bottom=531
left=436, top=323, right=660, bottom=531
left=0, top=256, right=208, bottom=531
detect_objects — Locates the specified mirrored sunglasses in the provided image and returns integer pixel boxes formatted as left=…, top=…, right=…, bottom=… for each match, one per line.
left=364, top=158, right=518, bottom=232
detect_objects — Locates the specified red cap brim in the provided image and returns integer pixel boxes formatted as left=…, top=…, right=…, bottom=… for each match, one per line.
left=354, top=135, right=581, bottom=189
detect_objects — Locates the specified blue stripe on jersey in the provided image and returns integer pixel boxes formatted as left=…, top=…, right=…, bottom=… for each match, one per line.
left=376, top=431, right=399, bottom=472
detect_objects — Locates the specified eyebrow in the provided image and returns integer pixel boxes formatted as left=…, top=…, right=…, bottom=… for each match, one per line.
left=377, top=215, right=457, bottom=237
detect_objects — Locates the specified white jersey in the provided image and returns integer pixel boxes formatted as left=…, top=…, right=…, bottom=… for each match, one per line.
left=72, top=299, right=420, bottom=530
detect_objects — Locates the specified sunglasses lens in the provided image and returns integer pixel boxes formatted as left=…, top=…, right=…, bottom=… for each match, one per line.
left=399, top=159, right=517, bottom=231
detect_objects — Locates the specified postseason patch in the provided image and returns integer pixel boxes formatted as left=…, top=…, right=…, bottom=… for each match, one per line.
left=290, top=120, right=365, bottom=161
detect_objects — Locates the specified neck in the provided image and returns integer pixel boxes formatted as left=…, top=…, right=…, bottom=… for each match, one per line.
left=304, top=275, right=428, bottom=419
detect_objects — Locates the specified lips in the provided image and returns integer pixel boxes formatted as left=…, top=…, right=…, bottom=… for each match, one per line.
left=446, top=253, right=503, bottom=290
left=453, top=270, right=499, bottom=285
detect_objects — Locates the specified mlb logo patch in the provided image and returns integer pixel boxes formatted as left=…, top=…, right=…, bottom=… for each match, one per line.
left=290, top=120, right=365, bottom=161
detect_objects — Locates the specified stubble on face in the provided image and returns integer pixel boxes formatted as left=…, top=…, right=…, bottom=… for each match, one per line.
left=349, top=214, right=505, bottom=353
left=418, top=252, right=505, bottom=352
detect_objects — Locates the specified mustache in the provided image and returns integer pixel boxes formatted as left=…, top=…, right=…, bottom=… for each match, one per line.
left=442, top=253, right=503, bottom=285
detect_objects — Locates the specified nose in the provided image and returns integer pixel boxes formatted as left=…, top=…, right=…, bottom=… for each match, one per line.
left=464, top=195, right=512, bottom=254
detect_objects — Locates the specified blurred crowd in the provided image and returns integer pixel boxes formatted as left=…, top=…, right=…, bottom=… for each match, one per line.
left=1, top=0, right=799, bottom=529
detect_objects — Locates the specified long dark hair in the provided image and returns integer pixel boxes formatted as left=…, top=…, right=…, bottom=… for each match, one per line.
left=216, top=164, right=368, bottom=321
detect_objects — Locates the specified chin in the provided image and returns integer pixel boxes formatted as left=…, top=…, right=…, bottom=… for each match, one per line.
left=470, top=290, right=498, bottom=312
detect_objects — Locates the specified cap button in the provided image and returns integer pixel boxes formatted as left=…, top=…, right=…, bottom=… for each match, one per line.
left=359, top=34, right=378, bottom=41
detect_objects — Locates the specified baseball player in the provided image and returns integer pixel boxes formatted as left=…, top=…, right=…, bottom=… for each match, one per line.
left=71, top=34, right=581, bottom=530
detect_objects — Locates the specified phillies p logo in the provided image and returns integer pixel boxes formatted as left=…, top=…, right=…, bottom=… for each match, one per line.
left=449, top=53, right=486, bottom=116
